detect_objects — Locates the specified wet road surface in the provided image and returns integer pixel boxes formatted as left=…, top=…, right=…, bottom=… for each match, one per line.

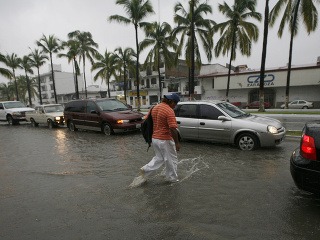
left=1, top=123, right=320, bottom=240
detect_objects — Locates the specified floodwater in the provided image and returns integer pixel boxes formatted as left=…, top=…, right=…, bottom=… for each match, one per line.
left=1, top=123, right=320, bottom=240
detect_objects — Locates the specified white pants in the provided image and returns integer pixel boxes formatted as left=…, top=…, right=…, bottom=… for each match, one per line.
left=141, top=138, right=178, bottom=182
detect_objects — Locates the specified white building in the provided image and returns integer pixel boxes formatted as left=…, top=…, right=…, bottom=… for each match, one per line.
left=36, top=64, right=84, bottom=105
left=199, top=59, right=320, bottom=108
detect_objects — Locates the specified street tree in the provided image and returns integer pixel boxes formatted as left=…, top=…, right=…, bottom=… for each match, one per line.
left=173, top=0, right=215, bottom=98
left=114, top=47, right=135, bottom=101
left=3, top=53, right=22, bottom=101
left=109, top=0, right=154, bottom=111
left=214, top=0, right=261, bottom=102
left=37, top=34, right=62, bottom=103
left=21, top=56, right=34, bottom=106
left=92, top=49, right=118, bottom=98
left=58, top=40, right=81, bottom=99
left=269, top=0, right=319, bottom=108
left=0, top=53, right=12, bottom=80
left=0, top=82, right=14, bottom=100
left=29, top=48, right=48, bottom=105
left=68, top=30, right=99, bottom=99
left=140, top=21, right=178, bottom=99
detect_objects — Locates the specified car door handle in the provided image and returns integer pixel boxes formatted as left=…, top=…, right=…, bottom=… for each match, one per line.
left=200, top=122, right=205, bottom=125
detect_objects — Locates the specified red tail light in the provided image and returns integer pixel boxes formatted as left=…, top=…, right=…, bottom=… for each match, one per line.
left=301, top=134, right=317, bottom=160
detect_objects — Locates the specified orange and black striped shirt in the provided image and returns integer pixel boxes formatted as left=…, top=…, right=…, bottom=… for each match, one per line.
left=151, top=102, right=178, bottom=140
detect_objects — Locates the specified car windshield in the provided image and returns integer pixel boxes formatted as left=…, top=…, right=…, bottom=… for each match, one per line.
left=216, top=102, right=249, bottom=118
left=96, top=99, right=129, bottom=111
left=3, top=101, right=27, bottom=109
left=44, top=105, right=64, bottom=113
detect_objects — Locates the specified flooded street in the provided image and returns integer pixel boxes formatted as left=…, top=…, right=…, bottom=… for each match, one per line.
left=1, top=123, right=320, bottom=240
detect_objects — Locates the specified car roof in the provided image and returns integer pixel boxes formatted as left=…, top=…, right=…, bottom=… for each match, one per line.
left=0, top=101, right=21, bottom=103
left=178, top=100, right=226, bottom=105
left=36, top=104, right=62, bottom=107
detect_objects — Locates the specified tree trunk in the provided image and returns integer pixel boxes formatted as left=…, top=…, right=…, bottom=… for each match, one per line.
left=83, top=56, right=87, bottom=99
left=37, top=67, right=42, bottom=105
left=226, top=31, right=236, bottom=102
left=259, top=0, right=269, bottom=112
left=12, top=69, right=19, bottom=101
left=135, top=24, right=140, bottom=111
left=25, top=73, right=32, bottom=106
left=285, top=0, right=300, bottom=108
left=189, top=0, right=195, bottom=98
left=50, top=53, right=58, bottom=103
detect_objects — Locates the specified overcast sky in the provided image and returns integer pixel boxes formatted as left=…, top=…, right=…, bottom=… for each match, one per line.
left=0, top=0, right=319, bottom=85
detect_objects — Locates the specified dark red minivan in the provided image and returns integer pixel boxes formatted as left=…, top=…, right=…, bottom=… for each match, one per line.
left=64, top=98, right=144, bottom=135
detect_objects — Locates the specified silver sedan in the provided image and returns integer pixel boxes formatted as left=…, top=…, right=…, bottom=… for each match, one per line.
left=175, top=100, right=286, bottom=150
left=281, top=100, right=314, bottom=109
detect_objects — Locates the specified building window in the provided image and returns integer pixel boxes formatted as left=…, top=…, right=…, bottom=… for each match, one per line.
left=141, top=79, right=145, bottom=86
left=49, top=76, right=53, bottom=82
left=50, top=84, right=54, bottom=90
left=168, top=83, right=179, bottom=92
left=41, top=85, right=47, bottom=91
left=51, top=93, right=55, bottom=98
left=41, top=78, right=46, bottom=83
left=212, top=78, right=215, bottom=89
left=151, top=78, right=157, bottom=84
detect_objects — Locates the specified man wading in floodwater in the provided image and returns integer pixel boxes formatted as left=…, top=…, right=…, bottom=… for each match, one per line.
left=139, top=93, right=181, bottom=183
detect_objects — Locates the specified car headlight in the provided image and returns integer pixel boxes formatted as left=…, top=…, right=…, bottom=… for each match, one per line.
left=54, top=117, right=61, bottom=121
left=267, top=125, right=278, bottom=134
left=12, top=112, right=22, bottom=116
left=117, top=120, right=130, bottom=124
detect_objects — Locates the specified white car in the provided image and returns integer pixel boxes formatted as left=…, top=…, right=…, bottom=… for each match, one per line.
left=281, top=100, right=314, bottom=109
left=26, top=104, right=65, bottom=128
left=175, top=100, right=286, bottom=150
left=0, top=101, right=35, bottom=125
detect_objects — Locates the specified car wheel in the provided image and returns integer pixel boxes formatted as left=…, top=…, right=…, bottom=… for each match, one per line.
left=302, top=106, right=308, bottom=109
left=7, top=115, right=16, bottom=125
left=30, top=118, right=38, bottom=127
left=69, top=120, right=77, bottom=131
left=236, top=133, right=259, bottom=151
left=48, top=119, right=54, bottom=129
left=102, top=123, right=114, bottom=135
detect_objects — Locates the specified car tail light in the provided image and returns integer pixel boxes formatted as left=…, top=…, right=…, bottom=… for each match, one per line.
left=301, top=134, right=317, bottom=160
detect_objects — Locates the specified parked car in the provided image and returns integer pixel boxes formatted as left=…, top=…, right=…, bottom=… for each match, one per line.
left=26, top=104, right=65, bottom=128
left=174, top=100, right=286, bottom=150
left=290, top=121, right=320, bottom=195
left=245, top=101, right=271, bottom=109
left=281, top=100, right=314, bottom=109
left=0, top=101, right=35, bottom=125
left=64, top=98, right=144, bottom=135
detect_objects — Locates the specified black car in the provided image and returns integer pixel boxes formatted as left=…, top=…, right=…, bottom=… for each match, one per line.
left=290, top=121, right=320, bottom=195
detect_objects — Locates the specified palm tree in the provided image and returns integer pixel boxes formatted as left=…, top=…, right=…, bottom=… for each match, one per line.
left=68, top=30, right=99, bottom=99
left=114, top=47, right=135, bottom=101
left=140, top=21, right=178, bottom=98
left=21, top=56, right=34, bottom=106
left=29, top=48, right=48, bottom=105
left=109, top=0, right=154, bottom=111
left=37, top=34, right=62, bottom=103
left=3, top=53, right=22, bottom=101
left=58, top=40, right=81, bottom=99
left=173, top=0, right=215, bottom=97
left=0, top=82, right=14, bottom=100
left=269, top=0, right=319, bottom=108
left=0, top=53, right=12, bottom=80
left=214, top=0, right=261, bottom=101
left=92, top=49, right=118, bottom=98
left=16, top=75, right=38, bottom=105
left=258, top=0, right=270, bottom=112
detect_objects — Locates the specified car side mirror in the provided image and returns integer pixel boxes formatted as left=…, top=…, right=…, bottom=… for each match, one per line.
left=218, top=116, right=231, bottom=121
